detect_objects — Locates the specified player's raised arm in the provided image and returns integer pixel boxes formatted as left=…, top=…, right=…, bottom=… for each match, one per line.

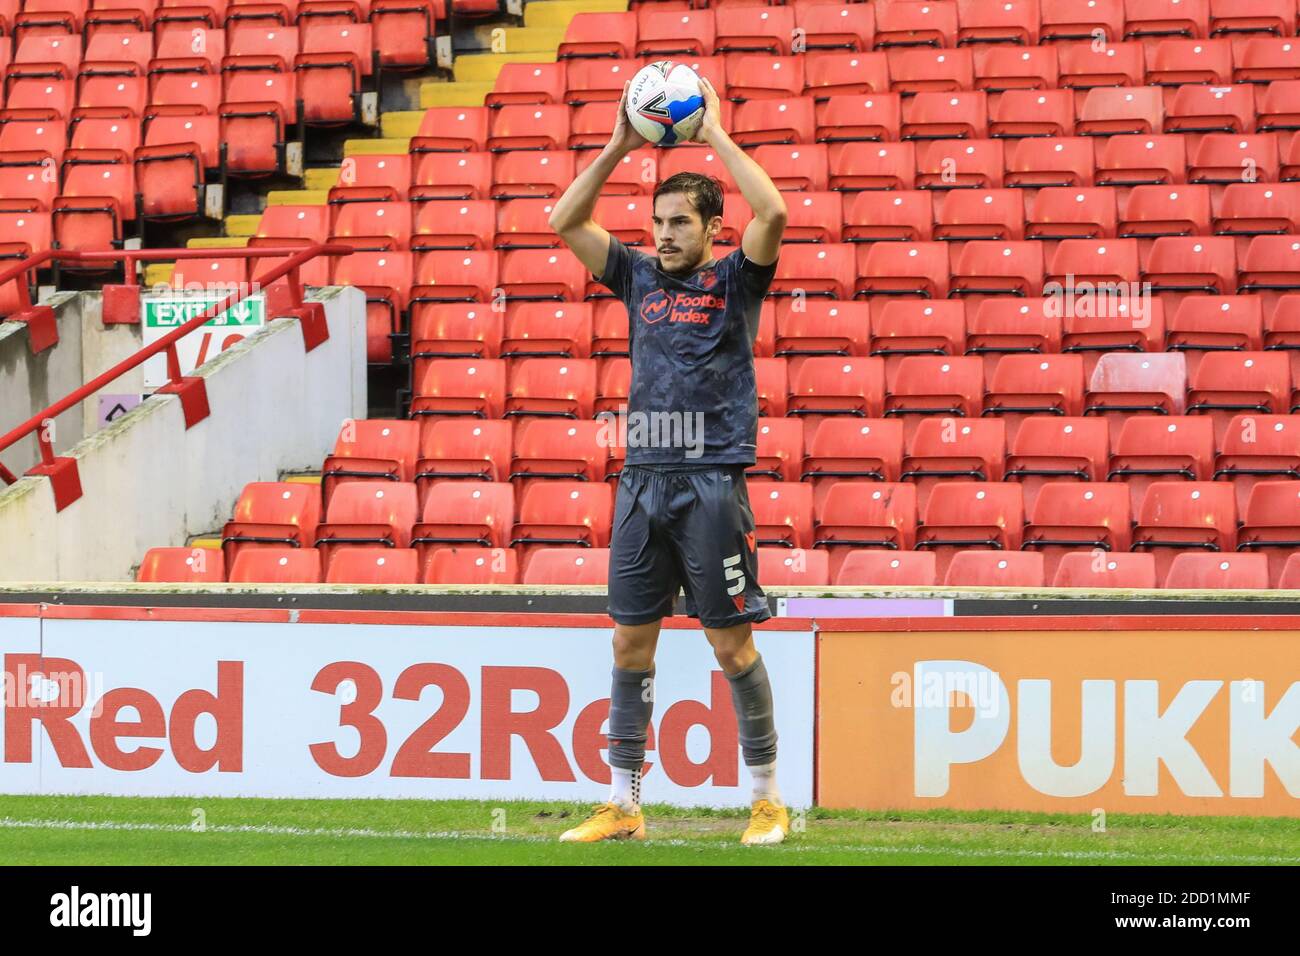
left=691, top=77, right=787, bottom=267
left=548, top=81, right=648, bottom=277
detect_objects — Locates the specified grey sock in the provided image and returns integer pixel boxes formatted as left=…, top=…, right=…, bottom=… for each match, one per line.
left=726, top=654, right=779, bottom=767
left=608, top=665, right=655, bottom=771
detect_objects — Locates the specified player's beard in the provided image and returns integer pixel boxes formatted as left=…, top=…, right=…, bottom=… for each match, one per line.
left=658, top=236, right=709, bottom=275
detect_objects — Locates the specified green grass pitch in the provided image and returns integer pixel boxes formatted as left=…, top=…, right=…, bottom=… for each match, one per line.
left=0, top=796, right=1296, bottom=865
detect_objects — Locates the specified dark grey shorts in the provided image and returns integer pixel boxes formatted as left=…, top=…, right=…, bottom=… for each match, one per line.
left=608, top=464, right=771, bottom=629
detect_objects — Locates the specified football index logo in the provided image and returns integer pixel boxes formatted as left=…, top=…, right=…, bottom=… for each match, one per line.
left=640, top=289, right=671, bottom=324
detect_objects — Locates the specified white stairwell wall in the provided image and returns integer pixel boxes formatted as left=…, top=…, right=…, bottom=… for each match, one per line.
left=0, top=286, right=367, bottom=582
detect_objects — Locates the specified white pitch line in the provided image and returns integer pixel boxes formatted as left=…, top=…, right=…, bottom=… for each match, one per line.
left=0, top=817, right=1294, bottom=864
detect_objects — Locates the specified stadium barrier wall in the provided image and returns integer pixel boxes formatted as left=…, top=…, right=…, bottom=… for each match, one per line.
left=0, top=607, right=816, bottom=808
left=0, top=292, right=86, bottom=475
left=0, top=287, right=367, bottom=582
left=817, top=616, right=1300, bottom=818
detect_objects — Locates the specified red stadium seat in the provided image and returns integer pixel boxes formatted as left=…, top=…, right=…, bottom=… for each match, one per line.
left=713, top=4, right=796, bottom=55
left=802, top=417, right=905, bottom=483
left=966, top=297, right=1064, bottom=372
left=1132, top=481, right=1238, bottom=581
left=974, top=45, right=1059, bottom=91
left=726, top=56, right=804, bottom=101
left=1163, top=552, right=1271, bottom=589
left=944, top=550, right=1045, bottom=587
left=490, top=150, right=576, bottom=200
left=1059, top=41, right=1145, bottom=89
left=1076, top=87, right=1164, bottom=136
left=1004, top=416, right=1109, bottom=512
left=949, top=240, right=1044, bottom=297
left=314, top=480, right=419, bottom=565
left=886, top=47, right=973, bottom=92
left=901, top=417, right=1006, bottom=510
left=1214, top=414, right=1300, bottom=513
left=935, top=189, right=1024, bottom=241
left=486, top=62, right=566, bottom=108
left=844, top=189, right=934, bottom=242
left=1046, top=238, right=1142, bottom=286
left=1164, top=84, right=1256, bottom=135
left=1238, top=480, right=1300, bottom=581
left=885, top=356, right=985, bottom=422
left=874, top=0, right=958, bottom=48
left=794, top=1, right=877, bottom=52
left=827, top=141, right=917, bottom=190
left=227, top=547, right=323, bottom=583
left=1052, top=550, right=1157, bottom=588
left=412, top=358, right=508, bottom=419
left=751, top=417, right=805, bottom=482
left=772, top=243, right=855, bottom=298
left=326, top=547, right=419, bottom=584
left=1215, top=182, right=1300, bottom=236
left=957, top=0, right=1042, bottom=45
left=410, top=481, right=514, bottom=550
left=1085, top=353, right=1189, bottom=437
left=411, top=105, right=488, bottom=153
left=413, top=418, right=511, bottom=496
left=1147, top=38, right=1234, bottom=85
left=803, top=51, right=891, bottom=98
left=1040, top=0, right=1126, bottom=42
left=221, top=481, right=322, bottom=567
left=1143, top=236, right=1238, bottom=296
left=835, top=549, right=937, bottom=586
left=423, top=546, right=519, bottom=585
left=1118, top=183, right=1213, bottom=238
left=787, top=355, right=886, bottom=418
left=137, top=546, right=226, bottom=582
left=1023, top=481, right=1132, bottom=581
left=1187, top=351, right=1292, bottom=442
left=855, top=242, right=950, bottom=298
left=510, top=419, right=606, bottom=483
left=1188, top=133, right=1280, bottom=184
left=635, top=7, right=715, bottom=57
left=410, top=198, right=495, bottom=251
left=523, top=548, right=611, bottom=585
left=1108, top=414, right=1216, bottom=510
left=1167, top=295, right=1265, bottom=353
left=1235, top=36, right=1300, bottom=80
left=1003, top=136, right=1095, bottom=188
left=510, top=480, right=613, bottom=549
left=371, top=0, right=438, bottom=70
left=1095, top=133, right=1187, bottom=186
left=915, top=481, right=1024, bottom=579
left=747, top=480, right=815, bottom=548
left=731, top=96, right=816, bottom=146
left=870, top=299, right=965, bottom=366
left=984, top=353, right=1086, bottom=427
left=1208, top=0, right=1296, bottom=37
left=558, top=12, right=637, bottom=60
left=901, top=91, right=988, bottom=141
left=1124, top=0, right=1210, bottom=39
left=814, top=481, right=919, bottom=556
left=757, top=547, right=831, bottom=587
left=1025, top=186, right=1116, bottom=239
left=504, top=358, right=597, bottom=419
left=751, top=143, right=829, bottom=192
left=814, top=92, right=901, bottom=143
left=1239, top=235, right=1300, bottom=294
left=321, top=418, right=420, bottom=506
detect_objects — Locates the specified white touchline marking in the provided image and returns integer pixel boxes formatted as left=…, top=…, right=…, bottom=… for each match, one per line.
left=0, top=817, right=1292, bottom=864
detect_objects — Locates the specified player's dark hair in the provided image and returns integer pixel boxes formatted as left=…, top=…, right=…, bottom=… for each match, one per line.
left=653, top=172, right=724, bottom=224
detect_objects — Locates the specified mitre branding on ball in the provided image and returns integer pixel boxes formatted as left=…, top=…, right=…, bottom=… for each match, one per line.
left=626, top=60, right=706, bottom=146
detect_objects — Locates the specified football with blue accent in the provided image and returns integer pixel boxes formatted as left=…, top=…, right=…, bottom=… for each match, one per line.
left=626, top=60, right=706, bottom=146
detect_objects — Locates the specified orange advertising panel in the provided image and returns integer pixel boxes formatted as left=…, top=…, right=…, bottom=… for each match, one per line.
left=817, top=617, right=1300, bottom=817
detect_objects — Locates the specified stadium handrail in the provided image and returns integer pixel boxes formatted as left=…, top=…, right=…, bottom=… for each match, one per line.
left=0, top=242, right=353, bottom=510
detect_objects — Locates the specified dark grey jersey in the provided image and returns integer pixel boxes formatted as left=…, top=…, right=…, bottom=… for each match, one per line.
left=594, top=235, right=777, bottom=466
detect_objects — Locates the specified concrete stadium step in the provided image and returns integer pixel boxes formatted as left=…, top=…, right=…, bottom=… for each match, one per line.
left=143, top=262, right=174, bottom=287
left=343, top=137, right=410, bottom=156
left=267, top=189, right=328, bottom=205
left=419, top=80, right=492, bottom=108
left=282, top=474, right=322, bottom=484
left=186, top=537, right=223, bottom=550
left=524, top=0, right=627, bottom=30
left=495, top=26, right=567, bottom=52
left=186, top=236, right=250, bottom=248
left=225, top=215, right=263, bottom=237
left=305, top=167, right=341, bottom=191
left=381, top=110, right=427, bottom=139
left=452, top=51, right=555, bottom=85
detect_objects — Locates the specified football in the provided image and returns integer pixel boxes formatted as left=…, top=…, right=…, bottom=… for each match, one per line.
left=626, top=60, right=706, bottom=146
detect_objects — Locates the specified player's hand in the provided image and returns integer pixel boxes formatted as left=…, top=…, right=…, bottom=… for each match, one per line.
left=692, top=76, right=724, bottom=144
left=609, top=80, right=648, bottom=155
